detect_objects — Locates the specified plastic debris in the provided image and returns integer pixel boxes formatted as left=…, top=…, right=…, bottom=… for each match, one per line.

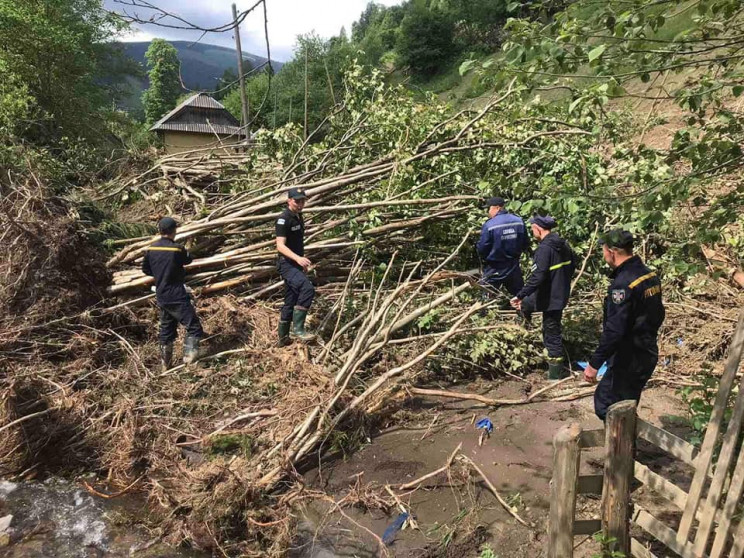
left=382, top=512, right=409, bottom=545
left=577, top=361, right=608, bottom=379
left=476, top=418, right=493, bottom=433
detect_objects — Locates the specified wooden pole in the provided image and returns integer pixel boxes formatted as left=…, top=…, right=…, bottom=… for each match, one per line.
left=232, top=3, right=249, bottom=133
left=601, top=400, right=637, bottom=556
left=304, top=47, right=309, bottom=140
left=548, top=423, right=582, bottom=558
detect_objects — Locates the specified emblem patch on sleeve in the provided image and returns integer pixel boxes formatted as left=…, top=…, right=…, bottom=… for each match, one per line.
left=277, top=218, right=285, bottom=225
left=611, top=289, right=626, bottom=304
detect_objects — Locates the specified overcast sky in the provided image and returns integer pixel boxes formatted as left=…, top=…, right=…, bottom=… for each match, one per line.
left=106, top=0, right=403, bottom=62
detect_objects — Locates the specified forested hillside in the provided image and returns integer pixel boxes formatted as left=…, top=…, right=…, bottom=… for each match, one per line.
left=0, top=0, right=743, bottom=557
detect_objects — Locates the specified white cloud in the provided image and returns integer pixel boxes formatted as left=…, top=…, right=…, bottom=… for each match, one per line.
left=105, top=0, right=403, bottom=61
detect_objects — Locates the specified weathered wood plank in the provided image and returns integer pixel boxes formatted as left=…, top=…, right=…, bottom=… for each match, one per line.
left=678, top=309, right=744, bottom=544
left=631, top=537, right=660, bottom=558
left=633, top=507, right=698, bottom=558
left=574, top=519, right=602, bottom=535
left=579, top=428, right=605, bottom=449
left=636, top=418, right=697, bottom=467
left=710, top=438, right=744, bottom=558
left=694, top=374, right=744, bottom=555
left=577, top=474, right=604, bottom=495
left=634, top=461, right=688, bottom=510
left=548, top=423, right=582, bottom=558
left=602, top=400, right=637, bottom=556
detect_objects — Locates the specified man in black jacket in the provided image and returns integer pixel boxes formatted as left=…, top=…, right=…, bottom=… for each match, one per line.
left=142, top=217, right=204, bottom=370
left=276, top=187, right=315, bottom=346
left=583, top=230, right=665, bottom=421
left=511, top=216, right=575, bottom=380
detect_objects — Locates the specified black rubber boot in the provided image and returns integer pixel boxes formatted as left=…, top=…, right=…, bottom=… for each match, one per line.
left=160, top=343, right=173, bottom=372
left=278, top=320, right=291, bottom=347
left=291, top=307, right=315, bottom=342
left=183, top=336, right=201, bottom=364
left=547, top=358, right=569, bottom=380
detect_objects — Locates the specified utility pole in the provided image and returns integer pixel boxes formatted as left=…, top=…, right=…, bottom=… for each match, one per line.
left=232, top=3, right=249, bottom=134
left=304, top=47, right=309, bottom=140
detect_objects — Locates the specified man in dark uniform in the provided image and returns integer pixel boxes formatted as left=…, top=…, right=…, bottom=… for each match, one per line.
left=276, top=187, right=315, bottom=346
left=583, top=230, right=665, bottom=421
left=142, top=217, right=204, bottom=370
left=476, top=196, right=529, bottom=298
left=510, top=216, right=575, bottom=380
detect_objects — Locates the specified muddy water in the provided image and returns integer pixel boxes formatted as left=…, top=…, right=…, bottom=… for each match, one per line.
left=0, top=479, right=205, bottom=558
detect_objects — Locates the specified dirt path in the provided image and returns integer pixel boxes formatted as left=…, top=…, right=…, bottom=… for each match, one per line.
left=298, top=375, right=690, bottom=557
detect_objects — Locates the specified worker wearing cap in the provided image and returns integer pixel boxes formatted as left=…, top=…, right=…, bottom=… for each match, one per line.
left=276, top=187, right=315, bottom=345
left=510, top=215, right=576, bottom=380
left=476, top=196, right=529, bottom=298
left=583, top=229, right=665, bottom=421
left=142, top=217, right=204, bottom=370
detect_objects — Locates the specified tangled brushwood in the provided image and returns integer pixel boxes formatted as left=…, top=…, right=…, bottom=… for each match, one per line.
left=1, top=62, right=743, bottom=556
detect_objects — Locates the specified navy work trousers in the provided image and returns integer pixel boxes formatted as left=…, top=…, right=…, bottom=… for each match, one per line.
left=159, top=299, right=204, bottom=345
left=483, top=266, right=524, bottom=297
left=279, top=259, right=315, bottom=322
left=594, top=354, right=656, bottom=421
left=521, top=295, right=563, bottom=360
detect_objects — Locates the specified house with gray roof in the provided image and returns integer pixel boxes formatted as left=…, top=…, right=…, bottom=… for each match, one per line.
left=149, top=93, right=246, bottom=155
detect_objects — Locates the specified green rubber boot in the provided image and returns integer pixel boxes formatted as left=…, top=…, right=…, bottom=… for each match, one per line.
left=291, top=307, right=315, bottom=342
left=160, top=343, right=174, bottom=372
left=183, top=336, right=201, bottom=364
left=278, top=320, right=291, bottom=347
left=547, top=358, right=569, bottom=381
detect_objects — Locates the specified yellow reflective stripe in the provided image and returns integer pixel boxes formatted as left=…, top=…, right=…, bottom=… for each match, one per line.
left=549, top=260, right=572, bottom=271
left=145, top=247, right=182, bottom=252
left=628, top=272, right=656, bottom=289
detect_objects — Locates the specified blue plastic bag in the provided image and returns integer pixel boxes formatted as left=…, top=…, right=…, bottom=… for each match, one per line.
left=476, top=418, right=493, bottom=433
left=577, top=361, right=607, bottom=379
left=382, top=512, right=409, bottom=545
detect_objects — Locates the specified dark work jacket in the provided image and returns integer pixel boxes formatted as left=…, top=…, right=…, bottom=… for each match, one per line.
left=142, top=237, right=193, bottom=304
left=589, top=255, right=665, bottom=370
left=476, top=210, right=529, bottom=280
left=516, top=232, right=575, bottom=312
left=275, top=208, right=305, bottom=268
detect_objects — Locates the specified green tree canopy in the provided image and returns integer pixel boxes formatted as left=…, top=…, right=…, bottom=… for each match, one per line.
left=142, top=39, right=182, bottom=126
left=395, top=4, right=456, bottom=76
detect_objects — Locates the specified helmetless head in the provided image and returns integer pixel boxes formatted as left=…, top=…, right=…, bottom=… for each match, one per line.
left=528, top=215, right=557, bottom=240
left=287, top=187, right=308, bottom=212
left=484, top=196, right=506, bottom=218
left=600, top=229, right=634, bottom=268
left=158, top=216, right=178, bottom=239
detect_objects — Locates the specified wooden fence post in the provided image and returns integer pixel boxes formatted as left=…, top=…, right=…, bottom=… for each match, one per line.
left=602, top=400, right=637, bottom=555
left=549, top=422, right=582, bottom=558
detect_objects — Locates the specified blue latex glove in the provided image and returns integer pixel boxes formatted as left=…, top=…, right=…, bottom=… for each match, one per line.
left=476, top=418, right=493, bottom=433
left=382, top=512, right=409, bottom=545
left=577, top=361, right=607, bottom=379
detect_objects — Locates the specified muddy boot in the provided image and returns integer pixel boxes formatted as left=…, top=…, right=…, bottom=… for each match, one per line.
left=160, top=343, right=173, bottom=372
left=547, top=358, right=569, bottom=381
left=278, top=320, right=291, bottom=347
left=183, top=336, right=201, bottom=364
left=290, top=307, right=315, bottom=343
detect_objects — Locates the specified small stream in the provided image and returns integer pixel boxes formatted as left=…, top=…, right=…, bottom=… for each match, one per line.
left=0, top=478, right=205, bottom=557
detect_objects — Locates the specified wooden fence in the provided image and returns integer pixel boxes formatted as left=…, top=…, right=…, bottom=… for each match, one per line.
left=548, top=309, right=744, bottom=558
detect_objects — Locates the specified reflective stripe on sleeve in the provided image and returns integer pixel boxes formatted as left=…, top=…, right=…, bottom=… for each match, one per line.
left=549, top=260, right=572, bottom=271
left=628, top=272, right=656, bottom=289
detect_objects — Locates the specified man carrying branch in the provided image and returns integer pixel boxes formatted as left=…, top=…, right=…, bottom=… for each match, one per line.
left=276, top=188, right=315, bottom=346
left=510, top=216, right=575, bottom=380
left=142, top=217, right=204, bottom=370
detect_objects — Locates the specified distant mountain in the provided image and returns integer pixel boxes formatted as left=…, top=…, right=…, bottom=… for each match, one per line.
left=115, top=40, right=283, bottom=115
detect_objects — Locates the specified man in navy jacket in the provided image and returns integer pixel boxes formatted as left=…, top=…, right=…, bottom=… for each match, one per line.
left=511, top=215, right=575, bottom=380
left=476, top=196, right=530, bottom=298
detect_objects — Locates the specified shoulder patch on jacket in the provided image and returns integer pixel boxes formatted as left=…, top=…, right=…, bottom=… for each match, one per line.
left=277, top=218, right=286, bottom=225
left=611, top=289, right=626, bottom=304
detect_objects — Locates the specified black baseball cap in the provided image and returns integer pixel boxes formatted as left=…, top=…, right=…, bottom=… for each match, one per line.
left=484, top=196, right=506, bottom=208
left=287, top=187, right=308, bottom=200
left=600, top=229, right=635, bottom=250
left=158, top=216, right=178, bottom=233
left=528, top=215, right=557, bottom=230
